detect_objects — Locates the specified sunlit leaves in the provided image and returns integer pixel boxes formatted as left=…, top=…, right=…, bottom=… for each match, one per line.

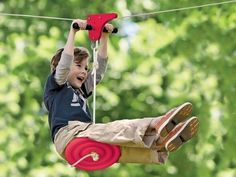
left=0, top=0, right=236, bottom=177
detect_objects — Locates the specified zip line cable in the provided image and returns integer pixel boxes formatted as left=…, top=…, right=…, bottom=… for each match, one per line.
left=0, top=0, right=236, bottom=22
left=0, top=13, right=73, bottom=21
left=119, top=0, right=236, bottom=20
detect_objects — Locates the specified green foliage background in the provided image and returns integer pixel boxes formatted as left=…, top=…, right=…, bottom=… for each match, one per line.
left=0, top=0, right=235, bottom=176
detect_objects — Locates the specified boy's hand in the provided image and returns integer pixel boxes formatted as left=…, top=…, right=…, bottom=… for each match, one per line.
left=101, top=23, right=114, bottom=40
left=104, top=23, right=114, bottom=33
left=71, top=19, right=87, bottom=32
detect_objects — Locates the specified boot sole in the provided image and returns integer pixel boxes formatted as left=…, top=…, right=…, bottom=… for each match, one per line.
left=159, top=102, right=193, bottom=137
left=165, top=117, right=199, bottom=152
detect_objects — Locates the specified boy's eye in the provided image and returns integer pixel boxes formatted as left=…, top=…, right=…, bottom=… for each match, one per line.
left=76, top=64, right=82, bottom=69
left=76, top=64, right=88, bottom=71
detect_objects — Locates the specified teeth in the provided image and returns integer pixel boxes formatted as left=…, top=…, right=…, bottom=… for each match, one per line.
left=77, top=75, right=85, bottom=81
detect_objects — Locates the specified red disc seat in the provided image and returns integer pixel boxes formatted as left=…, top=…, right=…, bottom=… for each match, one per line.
left=65, top=137, right=121, bottom=171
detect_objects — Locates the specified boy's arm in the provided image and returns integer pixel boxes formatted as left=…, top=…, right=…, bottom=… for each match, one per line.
left=83, top=24, right=114, bottom=94
left=54, top=52, right=73, bottom=85
left=54, top=20, right=87, bottom=85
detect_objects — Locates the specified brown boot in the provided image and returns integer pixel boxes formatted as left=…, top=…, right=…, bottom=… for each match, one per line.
left=154, top=102, right=193, bottom=137
left=156, top=117, right=199, bottom=152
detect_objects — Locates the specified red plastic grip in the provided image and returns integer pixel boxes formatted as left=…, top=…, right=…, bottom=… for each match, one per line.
left=87, top=13, right=118, bottom=41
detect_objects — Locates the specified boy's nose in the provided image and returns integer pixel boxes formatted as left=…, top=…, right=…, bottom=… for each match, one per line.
left=80, top=68, right=87, bottom=75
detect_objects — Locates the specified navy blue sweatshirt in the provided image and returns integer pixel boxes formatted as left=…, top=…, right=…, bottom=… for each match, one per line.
left=43, top=51, right=107, bottom=141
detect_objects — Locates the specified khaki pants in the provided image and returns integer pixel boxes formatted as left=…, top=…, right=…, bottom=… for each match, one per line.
left=54, top=118, right=169, bottom=164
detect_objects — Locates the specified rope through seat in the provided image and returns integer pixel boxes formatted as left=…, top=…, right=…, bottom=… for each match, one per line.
left=65, top=137, right=121, bottom=170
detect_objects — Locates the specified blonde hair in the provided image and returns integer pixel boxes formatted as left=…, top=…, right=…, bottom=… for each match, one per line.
left=50, top=47, right=90, bottom=73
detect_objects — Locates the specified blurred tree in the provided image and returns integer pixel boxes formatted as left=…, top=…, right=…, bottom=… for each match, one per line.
left=0, top=0, right=235, bottom=177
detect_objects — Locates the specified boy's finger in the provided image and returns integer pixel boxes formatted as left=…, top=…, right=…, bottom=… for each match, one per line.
left=104, top=24, right=114, bottom=33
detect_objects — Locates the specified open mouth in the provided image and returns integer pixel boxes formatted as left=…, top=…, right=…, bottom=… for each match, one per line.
left=77, top=76, right=84, bottom=82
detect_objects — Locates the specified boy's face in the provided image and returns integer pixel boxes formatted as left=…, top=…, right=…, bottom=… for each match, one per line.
left=67, top=58, right=88, bottom=89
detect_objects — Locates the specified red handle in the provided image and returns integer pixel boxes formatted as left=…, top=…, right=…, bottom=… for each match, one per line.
left=87, top=13, right=118, bottom=41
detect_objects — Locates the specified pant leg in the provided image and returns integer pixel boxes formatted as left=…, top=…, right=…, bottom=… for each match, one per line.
left=54, top=117, right=169, bottom=164
left=74, top=117, right=169, bottom=164
left=75, top=117, right=159, bottom=148
left=118, top=146, right=169, bottom=164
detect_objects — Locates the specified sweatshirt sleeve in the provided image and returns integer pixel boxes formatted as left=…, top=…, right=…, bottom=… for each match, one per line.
left=54, top=52, right=73, bottom=85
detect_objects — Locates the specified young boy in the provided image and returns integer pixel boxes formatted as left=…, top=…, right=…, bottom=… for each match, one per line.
left=44, top=19, right=199, bottom=164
